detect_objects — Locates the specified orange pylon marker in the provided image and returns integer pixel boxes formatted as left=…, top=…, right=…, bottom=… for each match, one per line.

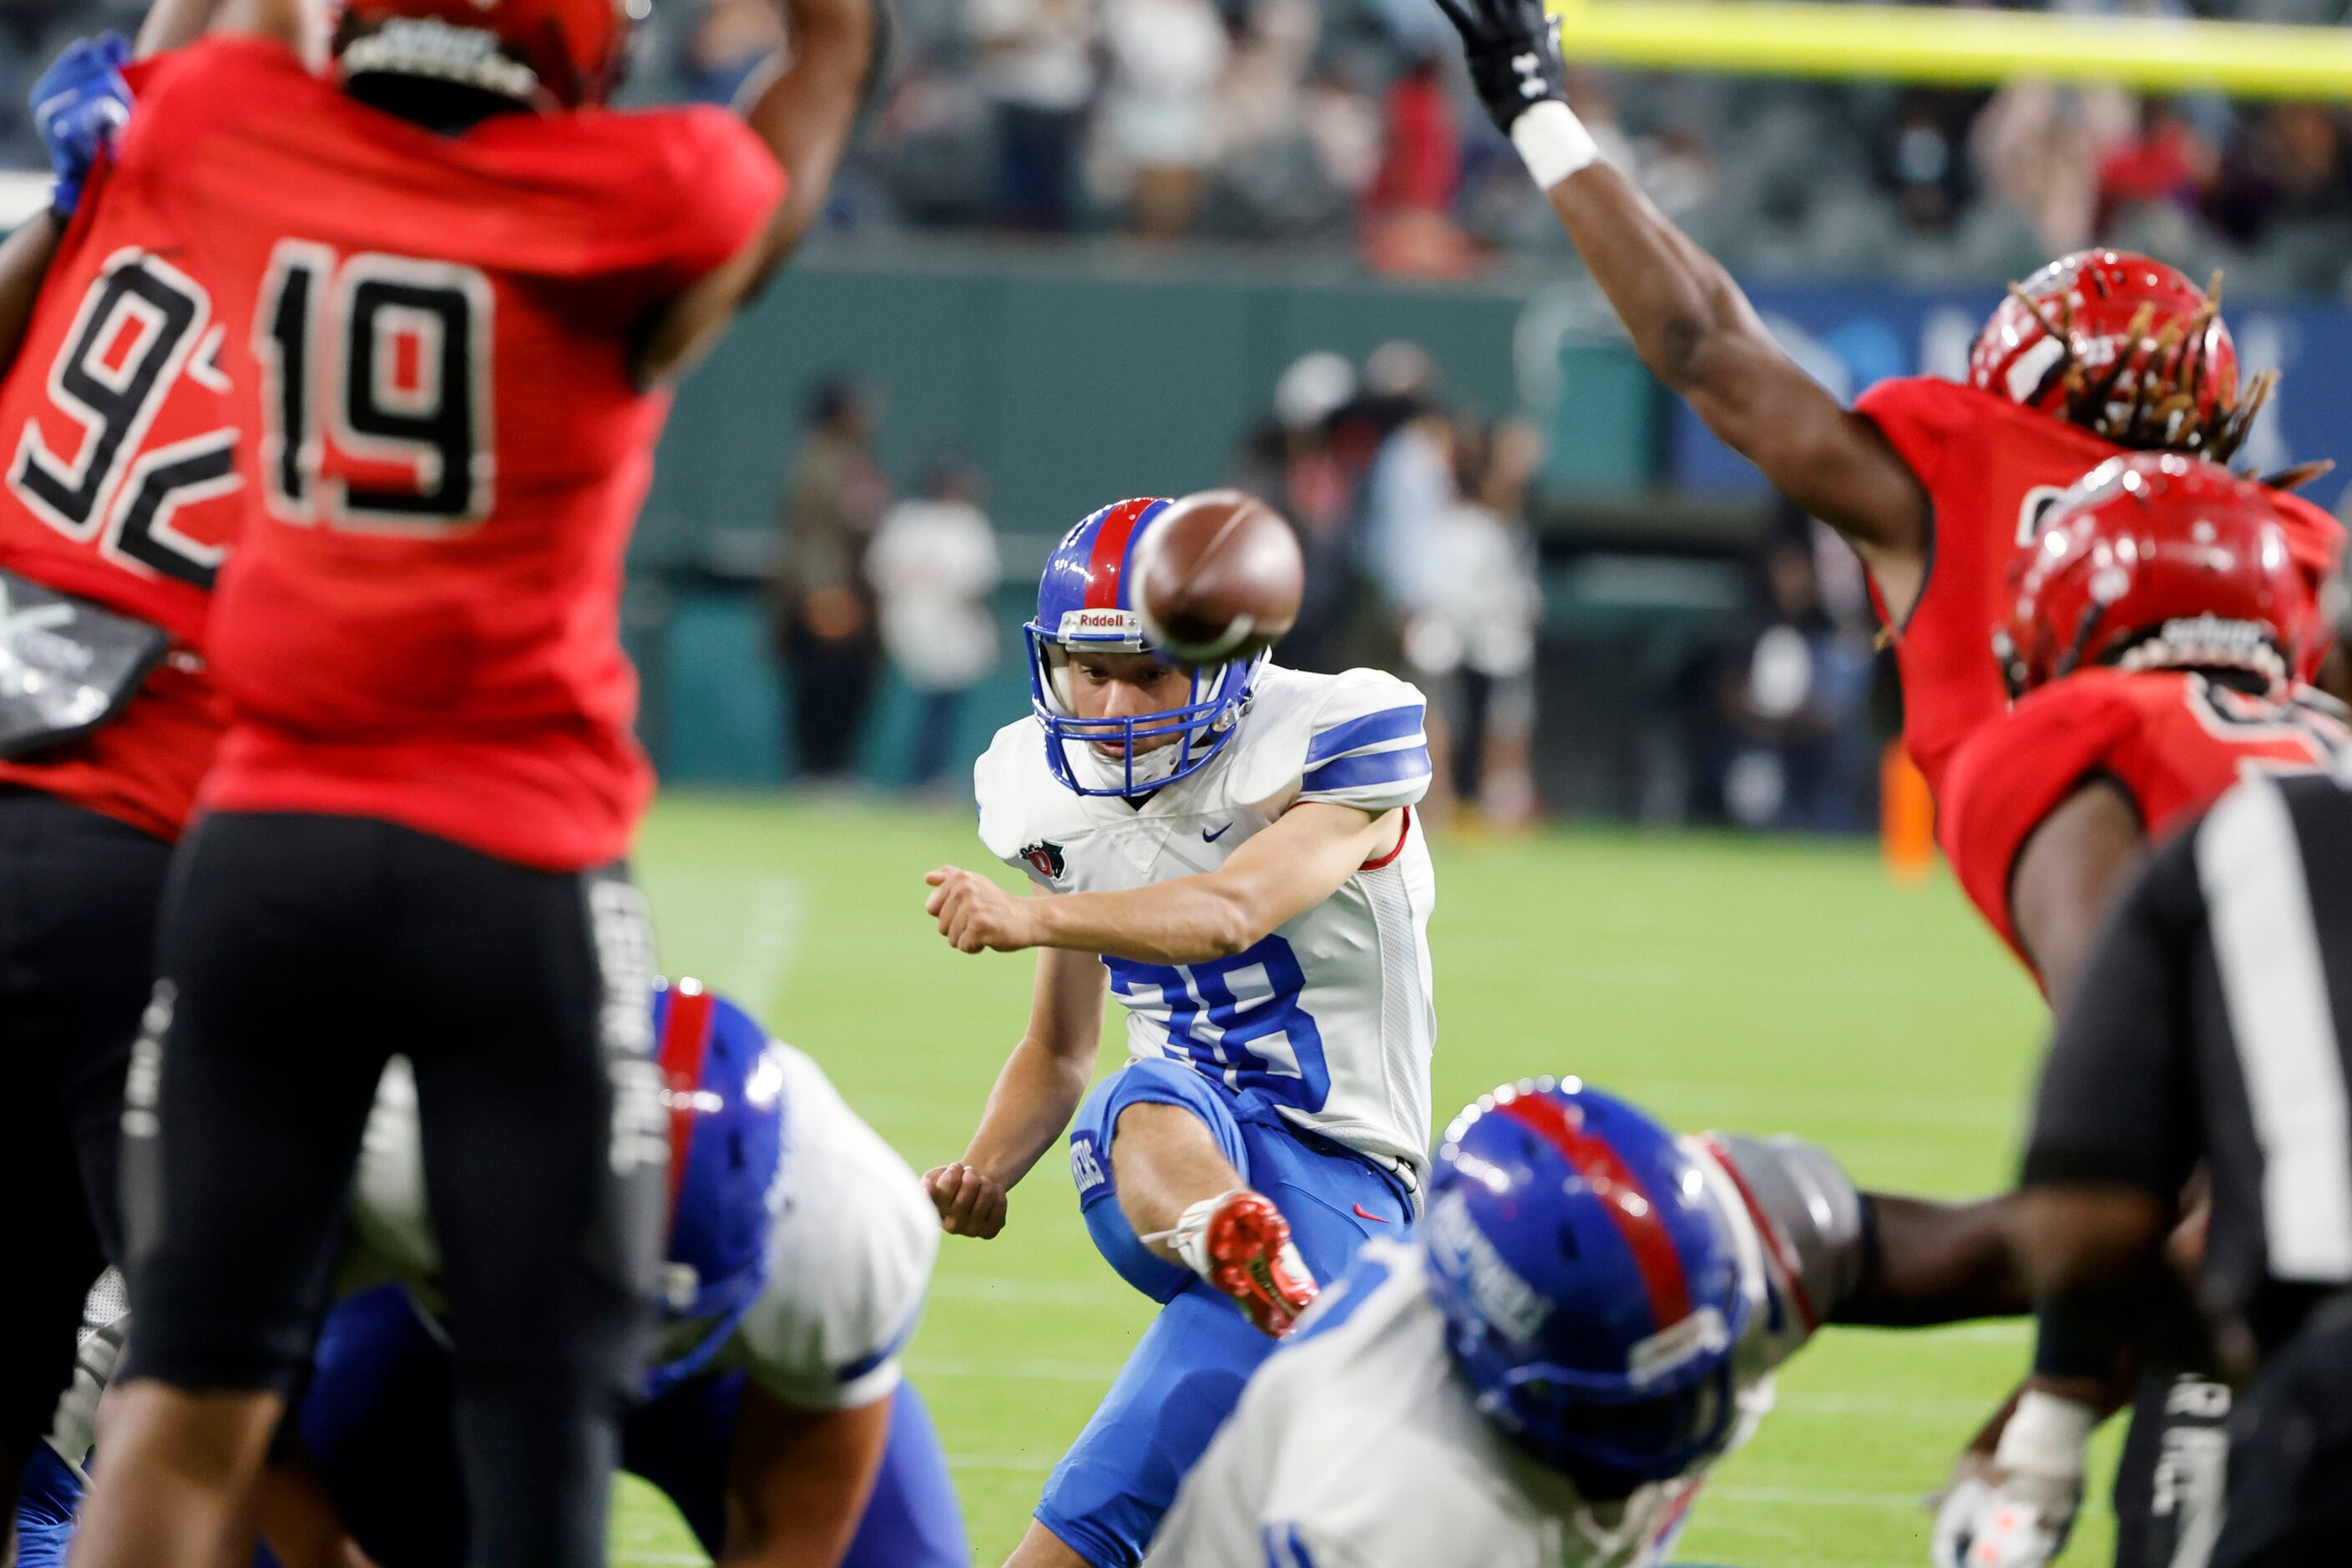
left=1880, top=741, right=1935, bottom=885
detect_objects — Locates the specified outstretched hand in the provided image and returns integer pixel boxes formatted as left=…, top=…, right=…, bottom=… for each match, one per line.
left=31, top=33, right=132, bottom=219
left=925, top=867, right=1039, bottom=953
left=1429, top=0, right=1568, bottom=134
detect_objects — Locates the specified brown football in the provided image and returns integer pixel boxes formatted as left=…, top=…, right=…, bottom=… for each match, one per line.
left=1132, top=489, right=1305, bottom=665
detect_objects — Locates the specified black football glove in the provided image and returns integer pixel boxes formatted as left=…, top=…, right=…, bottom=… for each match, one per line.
left=1432, top=0, right=1569, bottom=137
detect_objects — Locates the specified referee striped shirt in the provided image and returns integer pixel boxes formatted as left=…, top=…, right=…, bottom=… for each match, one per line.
left=2025, top=763, right=2352, bottom=1358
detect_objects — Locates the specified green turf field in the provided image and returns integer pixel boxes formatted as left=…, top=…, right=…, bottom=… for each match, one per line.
left=613, top=792, right=2115, bottom=1568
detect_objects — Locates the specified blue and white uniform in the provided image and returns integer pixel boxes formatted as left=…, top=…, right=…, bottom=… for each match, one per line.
left=1144, top=1133, right=1869, bottom=1568
left=17, top=993, right=969, bottom=1568
left=975, top=495, right=1439, bottom=1568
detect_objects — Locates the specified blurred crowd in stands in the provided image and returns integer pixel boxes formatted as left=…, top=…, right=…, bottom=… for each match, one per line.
left=12, top=0, right=2352, bottom=291
left=680, top=0, right=2352, bottom=294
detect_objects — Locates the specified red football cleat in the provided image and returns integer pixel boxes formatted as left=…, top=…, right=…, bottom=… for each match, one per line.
left=1201, top=1190, right=1319, bottom=1338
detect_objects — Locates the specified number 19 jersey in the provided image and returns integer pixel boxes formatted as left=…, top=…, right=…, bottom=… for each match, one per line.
left=974, top=664, right=1440, bottom=1183
left=108, top=36, right=787, bottom=870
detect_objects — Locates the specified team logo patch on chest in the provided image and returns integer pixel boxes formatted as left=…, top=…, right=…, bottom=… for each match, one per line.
left=1019, top=840, right=1067, bottom=881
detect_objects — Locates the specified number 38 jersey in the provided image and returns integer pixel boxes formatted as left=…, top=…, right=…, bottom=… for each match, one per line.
left=0, top=67, right=240, bottom=841
left=974, top=664, right=1439, bottom=1183
left=106, top=36, right=787, bottom=870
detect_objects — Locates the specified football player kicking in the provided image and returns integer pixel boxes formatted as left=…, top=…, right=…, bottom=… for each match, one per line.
left=922, top=497, right=1436, bottom=1568
left=1147, top=1078, right=2030, bottom=1568
left=19, top=983, right=969, bottom=1568
left=1925, top=454, right=2351, bottom=1566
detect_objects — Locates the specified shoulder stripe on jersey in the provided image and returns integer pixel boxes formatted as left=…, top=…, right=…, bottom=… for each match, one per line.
left=1499, top=1095, right=1693, bottom=1333
left=1302, top=744, right=1431, bottom=797
left=833, top=1302, right=923, bottom=1386
left=1695, top=1135, right=1818, bottom=1335
left=1085, top=498, right=1155, bottom=611
left=1306, top=703, right=1426, bottom=766
left=658, top=987, right=718, bottom=1220
left=1260, top=1524, right=1320, bottom=1568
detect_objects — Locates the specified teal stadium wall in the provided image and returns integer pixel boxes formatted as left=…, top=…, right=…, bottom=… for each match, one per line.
left=629, top=242, right=1664, bottom=786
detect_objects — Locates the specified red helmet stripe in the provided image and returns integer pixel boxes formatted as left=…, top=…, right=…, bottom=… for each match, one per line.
left=1083, top=499, right=1156, bottom=611
left=658, top=985, right=717, bottom=1217
left=1498, top=1095, right=1693, bottom=1331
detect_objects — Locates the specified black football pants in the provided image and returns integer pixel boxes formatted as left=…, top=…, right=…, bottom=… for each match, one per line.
left=0, top=791, right=164, bottom=1503
left=120, top=811, right=669, bottom=1568
left=2208, top=1293, right=2352, bottom=1568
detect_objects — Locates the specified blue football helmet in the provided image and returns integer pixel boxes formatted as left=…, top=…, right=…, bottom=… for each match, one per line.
left=1024, top=497, right=1266, bottom=798
left=643, top=979, right=790, bottom=1396
left=1422, top=1079, right=1753, bottom=1499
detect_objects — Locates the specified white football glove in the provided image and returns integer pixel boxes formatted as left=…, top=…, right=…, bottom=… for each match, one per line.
left=1930, top=1392, right=2094, bottom=1568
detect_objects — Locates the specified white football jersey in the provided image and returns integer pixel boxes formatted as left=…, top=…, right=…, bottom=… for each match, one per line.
left=974, top=663, right=1439, bottom=1184
left=1144, top=1136, right=1869, bottom=1568
left=347, top=1042, right=937, bottom=1411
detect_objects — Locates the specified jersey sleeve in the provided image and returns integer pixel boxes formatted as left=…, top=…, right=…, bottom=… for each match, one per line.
left=1297, top=670, right=1432, bottom=813
left=1935, top=680, right=2142, bottom=959
left=973, top=717, right=1057, bottom=881
left=731, top=1047, right=939, bottom=1409
left=2273, top=489, right=2346, bottom=597
left=630, top=108, right=788, bottom=297
left=1694, top=1133, right=1867, bottom=1372
left=1852, top=375, right=1979, bottom=494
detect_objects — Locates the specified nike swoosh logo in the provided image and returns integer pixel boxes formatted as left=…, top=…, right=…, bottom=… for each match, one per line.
left=1353, top=1204, right=1388, bottom=1222
left=1202, top=823, right=1233, bottom=842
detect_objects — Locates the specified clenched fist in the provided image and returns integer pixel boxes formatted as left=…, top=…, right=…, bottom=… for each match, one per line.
left=924, top=1161, right=1009, bottom=1238
left=925, top=866, right=1039, bottom=953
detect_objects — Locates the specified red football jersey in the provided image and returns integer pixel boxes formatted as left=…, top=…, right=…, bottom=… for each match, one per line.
left=1939, top=666, right=2351, bottom=970
left=108, top=37, right=786, bottom=870
left=1854, top=377, right=2344, bottom=799
left=0, top=62, right=240, bottom=842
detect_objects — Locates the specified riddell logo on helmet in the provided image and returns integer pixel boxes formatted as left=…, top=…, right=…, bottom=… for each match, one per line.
left=1059, top=609, right=1144, bottom=640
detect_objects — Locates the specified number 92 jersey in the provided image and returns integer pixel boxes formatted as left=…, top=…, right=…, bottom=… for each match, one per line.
left=0, top=68, right=240, bottom=841
left=974, top=663, right=1439, bottom=1185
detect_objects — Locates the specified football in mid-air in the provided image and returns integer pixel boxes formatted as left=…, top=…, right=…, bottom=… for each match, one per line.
left=1133, top=489, right=1305, bottom=665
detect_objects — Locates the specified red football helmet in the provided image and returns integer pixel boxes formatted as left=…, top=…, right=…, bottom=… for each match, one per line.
left=336, top=0, right=632, bottom=109
left=1997, top=452, right=2315, bottom=699
left=1970, top=250, right=2267, bottom=462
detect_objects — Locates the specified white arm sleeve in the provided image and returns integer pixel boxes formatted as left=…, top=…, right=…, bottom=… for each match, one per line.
left=730, top=1045, right=939, bottom=1410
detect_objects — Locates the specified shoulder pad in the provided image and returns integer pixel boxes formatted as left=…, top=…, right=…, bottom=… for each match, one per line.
left=1287, top=668, right=1433, bottom=813
left=974, top=716, right=1056, bottom=867
left=1697, top=1132, right=1866, bottom=1351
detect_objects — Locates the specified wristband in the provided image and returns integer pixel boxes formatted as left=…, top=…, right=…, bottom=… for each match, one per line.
left=1510, top=99, right=1601, bottom=190
left=1993, top=1390, right=2097, bottom=1479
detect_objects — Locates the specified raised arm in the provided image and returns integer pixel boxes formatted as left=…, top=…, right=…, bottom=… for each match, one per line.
left=923, top=941, right=1108, bottom=1239
left=1433, top=0, right=1929, bottom=595
left=635, top=0, right=878, bottom=383
left=207, top=0, right=311, bottom=48
left=925, top=802, right=1401, bottom=966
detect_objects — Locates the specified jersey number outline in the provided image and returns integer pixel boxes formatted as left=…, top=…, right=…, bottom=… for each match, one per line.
left=256, top=242, right=495, bottom=532
left=1105, top=936, right=1333, bottom=1113
left=2183, top=677, right=2352, bottom=781
left=8, top=250, right=237, bottom=589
